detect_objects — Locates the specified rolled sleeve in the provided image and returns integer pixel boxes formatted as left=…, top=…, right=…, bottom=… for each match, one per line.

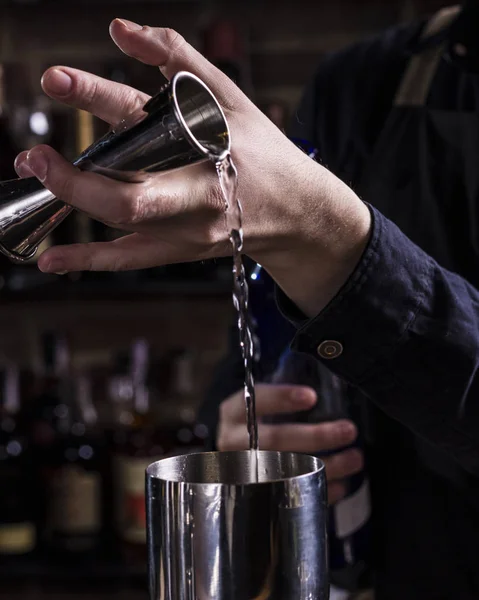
left=278, top=205, right=479, bottom=474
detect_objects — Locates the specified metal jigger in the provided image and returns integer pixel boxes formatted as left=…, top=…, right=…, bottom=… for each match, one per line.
left=146, top=451, right=329, bottom=600
left=0, top=71, right=230, bottom=262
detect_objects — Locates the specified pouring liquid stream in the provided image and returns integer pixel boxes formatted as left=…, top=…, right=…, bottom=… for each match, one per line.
left=216, top=153, right=259, bottom=482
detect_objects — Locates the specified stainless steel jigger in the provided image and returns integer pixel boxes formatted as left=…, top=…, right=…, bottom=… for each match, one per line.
left=0, top=71, right=230, bottom=262
left=146, top=450, right=328, bottom=600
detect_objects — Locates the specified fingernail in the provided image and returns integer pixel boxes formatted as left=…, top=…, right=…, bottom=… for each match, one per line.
left=14, top=156, right=34, bottom=178
left=55, top=271, right=68, bottom=276
left=117, top=18, right=143, bottom=31
left=26, top=149, right=48, bottom=182
left=292, top=388, right=316, bottom=404
left=43, top=69, right=72, bottom=97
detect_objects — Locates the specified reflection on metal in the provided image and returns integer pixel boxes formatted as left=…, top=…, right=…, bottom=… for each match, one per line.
left=147, top=450, right=329, bottom=600
left=0, top=71, right=230, bottom=262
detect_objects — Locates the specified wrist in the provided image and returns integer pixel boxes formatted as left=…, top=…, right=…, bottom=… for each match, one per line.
left=250, top=166, right=372, bottom=317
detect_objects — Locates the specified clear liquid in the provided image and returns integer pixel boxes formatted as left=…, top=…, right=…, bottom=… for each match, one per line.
left=216, top=154, right=259, bottom=455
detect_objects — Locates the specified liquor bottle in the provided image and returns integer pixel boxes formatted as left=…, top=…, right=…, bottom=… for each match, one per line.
left=30, top=332, right=71, bottom=459
left=0, top=362, right=37, bottom=564
left=269, top=348, right=372, bottom=593
left=44, top=373, right=105, bottom=558
left=164, top=349, right=208, bottom=453
left=110, top=339, right=164, bottom=565
left=29, top=333, right=104, bottom=559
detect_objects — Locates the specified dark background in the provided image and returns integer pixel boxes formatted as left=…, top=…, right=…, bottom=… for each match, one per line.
left=0, top=1, right=451, bottom=599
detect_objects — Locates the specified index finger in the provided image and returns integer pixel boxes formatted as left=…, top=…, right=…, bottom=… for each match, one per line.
left=220, top=384, right=317, bottom=424
left=41, top=67, right=150, bottom=126
left=109, top=19, right=246, bottom=113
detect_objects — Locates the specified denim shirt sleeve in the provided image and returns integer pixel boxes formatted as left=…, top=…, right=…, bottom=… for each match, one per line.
left=277, top=205, right=479, bottom=475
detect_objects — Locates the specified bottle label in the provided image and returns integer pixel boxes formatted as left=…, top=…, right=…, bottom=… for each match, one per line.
left=0, top=522, right=36, bottom=554
left=49, top=466, right=101, bottom=534
left=333, top=478, right=371, bottom=539
left=115, top=456, right=156, bottom=544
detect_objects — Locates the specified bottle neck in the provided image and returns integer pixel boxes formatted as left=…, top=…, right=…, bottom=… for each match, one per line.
left=171, top=351, right=194, bottom=399
left=41, top=334, right=70, bottom=379
left=75, top=375, right=98, bottom=428
left=130, top=339, right=150, bottom=415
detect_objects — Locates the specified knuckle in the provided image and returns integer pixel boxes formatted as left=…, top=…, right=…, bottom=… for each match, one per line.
left=159, top=28, right=185, bottom=52
left=111, top=193, right=140, bottom=227
left=79, top=246, right=95, bottom=272
left=57, top=172, right=77, bottom=204
left=82, top=78, right=100, bottom=110
left=109, top=253, right=127, bottom=273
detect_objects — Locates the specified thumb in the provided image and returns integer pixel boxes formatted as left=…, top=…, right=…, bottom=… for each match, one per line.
left=109, top=19, right=246, bottom=112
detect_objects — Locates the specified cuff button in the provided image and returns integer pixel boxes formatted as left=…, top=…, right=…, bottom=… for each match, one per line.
left=317, top=340, right=343, bottom=360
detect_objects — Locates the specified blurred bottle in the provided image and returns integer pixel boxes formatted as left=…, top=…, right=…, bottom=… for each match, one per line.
left=110, top=339, right=164, bottom=565
left=44, top=372, right=105, bottom=559
left=30, top=332, right=71, bottom=460
left=269, top=348, right=372, bottom=593
left=0, top=362, right=37, bottom=564
left=161, top=349, right=209, bottom=454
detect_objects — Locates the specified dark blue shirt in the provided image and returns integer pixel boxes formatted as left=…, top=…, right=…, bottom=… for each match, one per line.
left=201, top=15, right=479, bottom=598
left=279, top=204, right=479, bottom=476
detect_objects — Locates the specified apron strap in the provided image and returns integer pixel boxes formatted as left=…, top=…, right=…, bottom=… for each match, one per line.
left=394, top=5, right=461, bottom=107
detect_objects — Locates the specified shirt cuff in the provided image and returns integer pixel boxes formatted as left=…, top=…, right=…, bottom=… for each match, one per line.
left=277, top=204, right=433, bottom=385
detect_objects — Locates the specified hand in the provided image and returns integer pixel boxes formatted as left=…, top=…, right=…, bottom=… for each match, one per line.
left=217, top=384, right=364, bottom=505
left=15, top=19, right=371, bottom=317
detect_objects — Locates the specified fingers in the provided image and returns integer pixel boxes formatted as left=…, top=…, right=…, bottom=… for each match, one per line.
left=322, top=449, right=364, bottom=481
left=37, top=233, right=168, bottom=274
left=16, top=145, right=138, bottom=223
left=216, top=416, right=363, bottom=506
left=220, top=384, right=317, bottom=424
left=41, top=67, right=150, bottom=126
left=109, top=19, right=246, bottom=112
left=217, top=419, right=358, bottom=454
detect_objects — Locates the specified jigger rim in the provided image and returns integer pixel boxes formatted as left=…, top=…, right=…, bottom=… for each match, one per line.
left=146, top=450, right=325, bottom=487
left=171, top=71, right=231, bottom=162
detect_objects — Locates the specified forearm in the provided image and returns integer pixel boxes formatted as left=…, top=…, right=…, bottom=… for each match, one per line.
left=277, top=206, right=479, bottom=475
